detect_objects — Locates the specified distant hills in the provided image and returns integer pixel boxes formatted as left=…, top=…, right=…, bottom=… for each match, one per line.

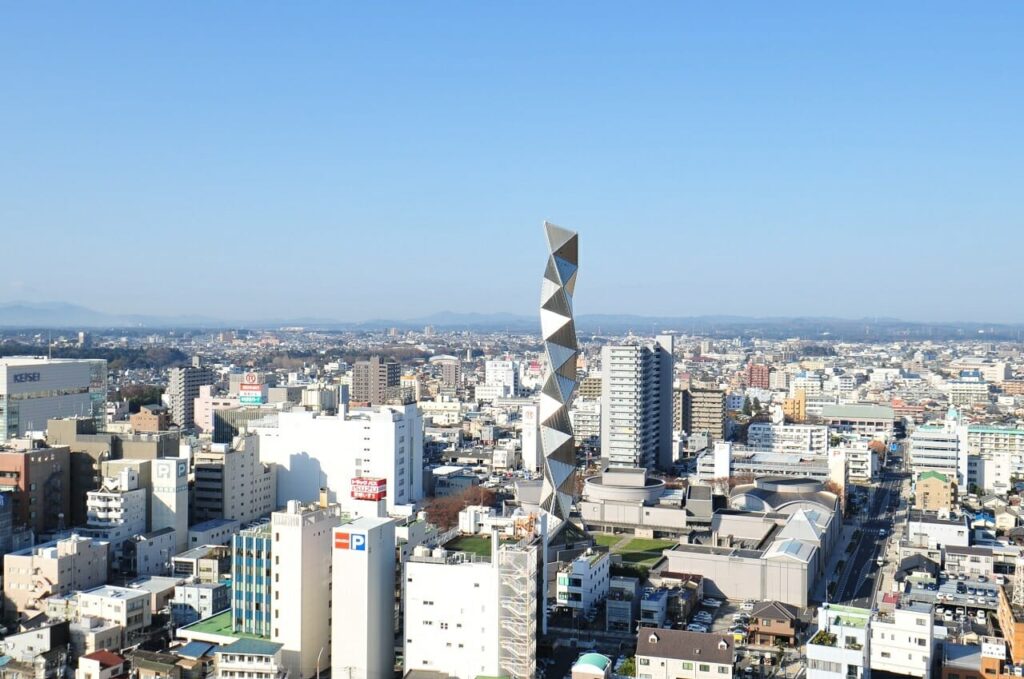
left=1, top=301, right=1023, bottom=341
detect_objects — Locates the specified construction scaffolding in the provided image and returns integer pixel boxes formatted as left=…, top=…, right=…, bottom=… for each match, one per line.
left=498, top=539, right=539, bottom=679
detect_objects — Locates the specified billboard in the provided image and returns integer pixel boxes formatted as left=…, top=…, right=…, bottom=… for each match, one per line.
left=351, top=476, right=387, bottom=501
left=334, top=531, right=366, bottom=551
left=239, top=383, right=263, bottom=393
left=239, top=394, right=264, bottom=405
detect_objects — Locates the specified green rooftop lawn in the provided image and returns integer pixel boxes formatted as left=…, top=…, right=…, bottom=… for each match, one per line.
left=617, top=538, right=676, bottom=565
left=593, top=534, right=622, bottom=548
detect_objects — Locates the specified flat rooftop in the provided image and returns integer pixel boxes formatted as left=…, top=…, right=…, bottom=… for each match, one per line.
left=181, top=610, right=264, bottom=640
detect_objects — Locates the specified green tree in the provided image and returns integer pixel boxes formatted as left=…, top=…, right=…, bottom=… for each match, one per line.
left=742, top=397, right=753, bottom=416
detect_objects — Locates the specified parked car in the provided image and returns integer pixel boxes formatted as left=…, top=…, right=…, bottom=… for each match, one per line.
left=740, top=601, right=756, bottom=611
left=686, top=623, right=709, bottom=633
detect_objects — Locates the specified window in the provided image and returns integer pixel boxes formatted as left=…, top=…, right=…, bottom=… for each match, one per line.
left=718, top=668, right=729, bottom=674
left=699, top=665, right=710, bottom=672
left=639, top=659, right=650, bottom=666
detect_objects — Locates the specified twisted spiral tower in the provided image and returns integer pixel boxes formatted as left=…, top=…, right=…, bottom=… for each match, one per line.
left=538, top=221, right=579, bottom=522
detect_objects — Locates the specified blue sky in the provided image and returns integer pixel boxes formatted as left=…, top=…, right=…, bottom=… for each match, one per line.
left=2, top=3, right=1022, bottom=322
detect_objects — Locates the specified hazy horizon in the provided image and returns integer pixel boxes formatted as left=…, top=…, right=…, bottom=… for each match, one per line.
left=3, top=4, right=1022, bottom=323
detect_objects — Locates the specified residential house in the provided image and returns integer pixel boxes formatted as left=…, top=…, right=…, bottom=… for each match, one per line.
left=748, top=601, right=799, bottom=647
left=635, top=629, right=735, bottom=679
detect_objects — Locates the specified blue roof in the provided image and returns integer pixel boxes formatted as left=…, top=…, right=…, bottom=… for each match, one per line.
left=215, top=639, right=283, bottom=656
left=176, top=642, right=215, bottom=659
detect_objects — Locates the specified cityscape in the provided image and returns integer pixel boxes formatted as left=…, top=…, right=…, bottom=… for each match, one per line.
left=2, top=5, right=1023, bottom=679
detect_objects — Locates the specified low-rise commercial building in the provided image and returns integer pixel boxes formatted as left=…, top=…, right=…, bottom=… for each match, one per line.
left=556, top=549, right=610, bottom=613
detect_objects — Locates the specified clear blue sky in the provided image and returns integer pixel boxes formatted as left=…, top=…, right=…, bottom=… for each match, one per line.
left=2, top=3, right=1021, bottom=323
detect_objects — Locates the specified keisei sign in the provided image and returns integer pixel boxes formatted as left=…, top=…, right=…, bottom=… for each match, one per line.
left=12, top=372, right=41, bottom=383
left=351, top=476, right=387, bottom=501
left=335, top=531, right=366, bottom=551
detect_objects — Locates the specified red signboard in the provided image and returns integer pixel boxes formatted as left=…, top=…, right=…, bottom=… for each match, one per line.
left=239, top=383, right=263, bottom=392
left=351, top=476, right=387, bottom=501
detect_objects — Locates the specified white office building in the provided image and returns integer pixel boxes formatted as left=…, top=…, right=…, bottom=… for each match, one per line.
left=556, top=548, right=610, bottom=613
left=484, top=360, right=521, bottom=398
left=807, top=604, right=870, bottom=679
left=331, top=516, right=396, bottom=679
left=193, top=437, right=277, bottom=525
left=270, top=501, right=344, bottom=679
left=78, top=585, right=152, bottom=647
left=948, top=380, right=991, bottom=408
left=254, top=404, right=423, bottom=513
left=869, top=603, right=933, bottom=678
left=747, top=422, right=829, bottom=455
left=909, top=407, right=968, bottom=486
left=601, top=336, right=674, bottom=470
left=404, top=534, right=539, bottom=679
left=0, top=357, right=107, bottom=439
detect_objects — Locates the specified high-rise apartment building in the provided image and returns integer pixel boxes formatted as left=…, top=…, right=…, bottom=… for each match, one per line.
left=680, top=388, right=726, bottom=442
left=0, top=357, right=107, bottom=439
left=746, top=363, right=771, bottom=390
left=167, top=364, right=216, bottom=429
left=352, top=356, right=400, bottom=405
left=600, top=337, right=674, bottom=470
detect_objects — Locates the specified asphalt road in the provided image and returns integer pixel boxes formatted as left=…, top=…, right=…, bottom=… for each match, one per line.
left=836, top=471, right=905, bottom=605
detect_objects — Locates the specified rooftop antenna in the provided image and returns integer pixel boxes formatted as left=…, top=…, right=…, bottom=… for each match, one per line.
left=48, top=331, right=52, bottom=359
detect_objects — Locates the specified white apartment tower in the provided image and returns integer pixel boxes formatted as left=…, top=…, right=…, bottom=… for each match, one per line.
left=83, top=468, right=147, bottom=566
left=254, top=404, right=423, bottom=513
left=600, top=335, right=674, bottom=470
left=485, top=360, right=521, bottom=397
left=331, top=516, right=396, bottom=679
left=271, top=500, right=345, bottom=679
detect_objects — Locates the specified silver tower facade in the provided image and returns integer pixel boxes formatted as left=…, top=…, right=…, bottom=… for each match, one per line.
left=538, top=222, right=579, bottom=522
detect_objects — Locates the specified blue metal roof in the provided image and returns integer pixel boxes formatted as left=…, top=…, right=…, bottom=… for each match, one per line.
left=176, top=642, right=216, bottom=659
left=215, top=639, right=283, bottom=656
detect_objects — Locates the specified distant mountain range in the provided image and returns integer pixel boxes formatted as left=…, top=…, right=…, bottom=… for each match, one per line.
left=1, top=301, right=1023, bottom=341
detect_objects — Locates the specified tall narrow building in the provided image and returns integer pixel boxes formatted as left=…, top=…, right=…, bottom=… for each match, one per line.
left=600, top=335, right=674, bottom=470
left=167, top=363, right=215, bottom=429
left=538, top=222, right=579, bottom=522
left=352, top=356, right=401, bottom=405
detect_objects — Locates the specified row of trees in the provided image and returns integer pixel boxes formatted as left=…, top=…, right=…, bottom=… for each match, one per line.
left=424, top=485, right=497, bottom=529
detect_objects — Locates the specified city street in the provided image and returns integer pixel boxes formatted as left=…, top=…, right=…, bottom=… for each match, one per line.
left=836, top=471, right=905, bottom=605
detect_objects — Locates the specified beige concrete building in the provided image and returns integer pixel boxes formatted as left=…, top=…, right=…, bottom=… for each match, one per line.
left=914, top=470, right=957, bottom=511
left=3, top=535, right=110, bottom=622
